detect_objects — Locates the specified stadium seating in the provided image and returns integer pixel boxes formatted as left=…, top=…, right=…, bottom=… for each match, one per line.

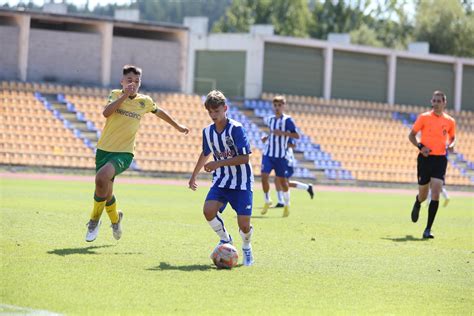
left=64, top=91, right=268, bottom=175
left=261, top=92, right=473, bottom=186
left=1, top=80, right=472, bottom=186
left=0, top=86, right=95, bottom=168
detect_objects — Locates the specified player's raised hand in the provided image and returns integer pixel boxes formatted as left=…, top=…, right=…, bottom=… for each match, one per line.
left=261, top=135, right=268, bottom=143
left=123, top=83, right=135, bottom=96
left=188, top=177, right=198, bottom=191
left=178, top=124, right=189, bottom=135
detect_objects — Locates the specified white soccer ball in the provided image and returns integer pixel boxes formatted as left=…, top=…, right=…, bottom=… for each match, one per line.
left=211, top=243, right=239, bottom=269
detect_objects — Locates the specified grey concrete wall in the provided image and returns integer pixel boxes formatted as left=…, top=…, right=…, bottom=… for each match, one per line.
left=0, top=26, right=19, bottom=80
left=462, top=65, right=474, bottom=111
left=110, top=37, right=181, bottom=91
left=27, top=29, right=102, bottom=84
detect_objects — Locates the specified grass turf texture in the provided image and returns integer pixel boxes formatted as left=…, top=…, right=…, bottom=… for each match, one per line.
left=1, top=178, right=472, bottom=315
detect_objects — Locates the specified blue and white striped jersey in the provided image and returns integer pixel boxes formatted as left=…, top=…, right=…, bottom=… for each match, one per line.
left=202, top=118, right=254, bottom=191
left=263, top=114, right=297, bottom=158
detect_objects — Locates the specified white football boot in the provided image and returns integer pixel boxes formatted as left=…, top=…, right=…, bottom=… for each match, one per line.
left=85, top=219, right=101, bottom=242
left=242, top=245, right=254, bottom=266
left=111, top=211, right=123, bottom=240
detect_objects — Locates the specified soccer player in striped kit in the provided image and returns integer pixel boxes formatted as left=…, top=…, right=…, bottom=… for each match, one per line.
left=261, top=95, right=300, bottom=217
left=189, top=90, right=254, bottom=266
left=273, top=138, right=314, bottom=208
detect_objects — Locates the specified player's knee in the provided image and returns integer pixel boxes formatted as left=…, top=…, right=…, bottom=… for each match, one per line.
left=239, top=223, right=251, bottom=233
left=202, top=208, right=215, bottom=221
left=418, top=193, right=428, bottom=202
left=95, top=173, right=108, bottom=189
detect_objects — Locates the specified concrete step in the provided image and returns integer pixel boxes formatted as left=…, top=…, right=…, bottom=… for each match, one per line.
left=61, top=112, right=77, bottom=121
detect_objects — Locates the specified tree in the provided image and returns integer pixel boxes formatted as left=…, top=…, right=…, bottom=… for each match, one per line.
left=212, top=0, right=310, bottom=37
left=309, top=0, right=371, bottom=39
left=414, top=0, right=474, bottom=57
left=350, top=24, right=385, bottom=47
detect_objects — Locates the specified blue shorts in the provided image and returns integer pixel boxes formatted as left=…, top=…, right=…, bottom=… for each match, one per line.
left=261, top=155, right=287, bottom=177
left=286, top=166, right=294, bottom=178
left=205, top=187, right=253, bottom=216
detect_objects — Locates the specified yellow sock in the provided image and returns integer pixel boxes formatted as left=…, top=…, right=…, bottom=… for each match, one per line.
left=106, top=195, right=119, bottom=224
left=90, top=194, right=106, bottom=221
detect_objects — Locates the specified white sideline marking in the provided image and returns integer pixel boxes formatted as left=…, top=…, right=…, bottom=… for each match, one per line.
left=0, top=304, right=62, bottom=315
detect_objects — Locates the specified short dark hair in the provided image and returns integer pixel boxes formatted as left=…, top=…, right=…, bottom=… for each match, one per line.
left=123, top=65, right=142, bottom=76
left=204, top=90, right=226, bottom=110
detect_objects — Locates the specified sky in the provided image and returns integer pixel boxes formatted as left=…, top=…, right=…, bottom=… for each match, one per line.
left=1, top=0, right=132, bottom=10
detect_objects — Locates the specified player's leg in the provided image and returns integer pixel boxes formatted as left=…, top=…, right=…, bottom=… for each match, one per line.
left=275, top=158, right=290, bottom=217
left=231, top=190, right=253, bottom=266
left=204, top=188, right=232, bottom=244
left=238, top=215, right=254, bottom=266
left=105, top=181, right=123, bottom=240
left=289, top=180, right=314, bottom=199
left=423, top=178, right=443, bottom=238
left=276, top=176, right=290, bottom=217
left=423, top=156, right=448, bottom=238
left=261, top=156, right=274, bottom=214
left=426, top=188, right=432, bottom=206
left=274, top=176, right=284, bottom=207
left=441, top=186, right=450, bottom=207
left=411, top=154, right=430, bottom=223
left=86, top=162, right=115, bottom=242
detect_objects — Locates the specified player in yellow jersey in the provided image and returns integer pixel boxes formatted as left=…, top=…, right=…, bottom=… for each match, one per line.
left=86, top=65, right=189, bottom=242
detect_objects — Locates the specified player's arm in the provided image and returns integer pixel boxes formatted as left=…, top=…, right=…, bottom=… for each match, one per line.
left=272, top=130, right=299, bottom=139
left=447, top=121, right=456, bottom=152
left=153, top=107, right=189, bottom=134
left=408, top=130, right=430, bottom=157
left=103, top=85, right=134, bottom=117
left=409, top=116, right=430, bottom=157
left=189, top=151, right=211, bottom=190
left=204, top=154, right=249, bottom=172
left=272, top=118, right=300, bottom=139
left=447, top=136, right=456, bottom=152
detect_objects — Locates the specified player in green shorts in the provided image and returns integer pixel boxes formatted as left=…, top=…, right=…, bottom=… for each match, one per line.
left=85, top=64, right=189, bottom=242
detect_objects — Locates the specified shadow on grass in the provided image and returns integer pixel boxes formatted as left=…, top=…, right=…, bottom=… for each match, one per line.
left=381, top=235, right=427, bottom=242
left=147, top=262, right=214, bottom=272
left=47, top=245, right=114, bottom=256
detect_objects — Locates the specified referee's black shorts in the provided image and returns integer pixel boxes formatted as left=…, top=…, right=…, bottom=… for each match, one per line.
left=417, top=154, right=448, bottom=185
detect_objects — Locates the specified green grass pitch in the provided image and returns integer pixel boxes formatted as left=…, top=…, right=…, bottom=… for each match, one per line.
left=1, top=177, right=472, bottom=314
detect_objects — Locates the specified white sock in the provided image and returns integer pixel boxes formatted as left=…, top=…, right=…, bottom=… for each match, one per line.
left=264, top=192, right=271, bottom=203
left=442, top=188, right=449, bottom=200
left=277, top=191, right=284, bottom=204
left=239, top=226, right=253, bottom=249
left=208, top=214, right=230, bottom=242
left=293, top=181, right=309, bottom=190
left=283, top=190, right=290, bottom=206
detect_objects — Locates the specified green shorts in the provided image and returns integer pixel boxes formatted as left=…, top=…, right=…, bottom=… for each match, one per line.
left=95, top=149, right=134, bottom=177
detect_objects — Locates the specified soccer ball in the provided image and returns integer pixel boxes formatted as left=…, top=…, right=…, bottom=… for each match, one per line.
left=211, top=243, right=239, bottom=269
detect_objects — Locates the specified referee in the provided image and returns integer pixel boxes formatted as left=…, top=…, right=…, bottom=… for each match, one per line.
left=408, top=90, right=456, bottom=239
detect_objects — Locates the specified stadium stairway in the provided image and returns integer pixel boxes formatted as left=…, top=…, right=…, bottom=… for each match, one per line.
left=233, top=99, right=355, bottom=183
left=226, top=100, right=315, bottom=180
left=393, top=111, right=474, bottom=184
left=33, top=92, right=142, bottom=171
left=35, top=92, right=98, bottom=150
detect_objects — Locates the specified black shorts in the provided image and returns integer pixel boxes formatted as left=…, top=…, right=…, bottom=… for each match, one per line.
left=417, top=154, right=448, bottom=185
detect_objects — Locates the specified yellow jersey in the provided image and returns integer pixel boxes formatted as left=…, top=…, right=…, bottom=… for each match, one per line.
left=97, top=89, right=157, bottom=154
